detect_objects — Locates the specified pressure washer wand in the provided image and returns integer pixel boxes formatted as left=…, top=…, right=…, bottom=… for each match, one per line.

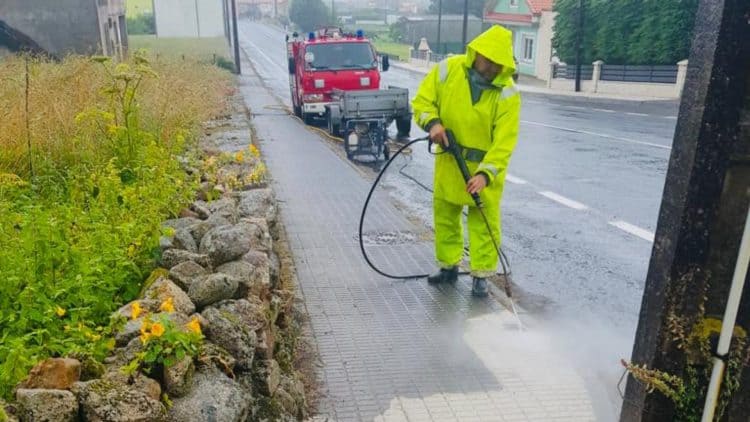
left=444, top=130, right=482, bottom=208
left=444, top=130, right=523, bottom=331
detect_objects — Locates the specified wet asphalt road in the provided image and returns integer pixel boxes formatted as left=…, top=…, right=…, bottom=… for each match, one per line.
left=239, top=20, right=679, bottom=417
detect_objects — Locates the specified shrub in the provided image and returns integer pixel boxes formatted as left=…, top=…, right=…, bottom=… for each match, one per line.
left=0, top=54, right=230, bottom=398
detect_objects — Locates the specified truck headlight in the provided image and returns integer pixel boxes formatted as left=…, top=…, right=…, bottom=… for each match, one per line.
left=303, top=93, right=324, bottom=102
left=314, top=79, right=325, bottom=88
left=360, top=77, right=370, bottom=86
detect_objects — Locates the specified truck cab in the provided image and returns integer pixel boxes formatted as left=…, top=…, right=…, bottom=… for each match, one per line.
left=286, top=27, right=389, bottom=123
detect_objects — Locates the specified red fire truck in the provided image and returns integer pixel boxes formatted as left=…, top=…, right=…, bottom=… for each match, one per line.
left=286, top=27, right=411, bottom=161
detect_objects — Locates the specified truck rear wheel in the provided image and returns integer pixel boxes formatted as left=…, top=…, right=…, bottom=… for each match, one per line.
left=396, top=116, right=412, bottom=139
left=293, top=105, right=302, bottom=118
left=327, top=113, right=341, bottom=137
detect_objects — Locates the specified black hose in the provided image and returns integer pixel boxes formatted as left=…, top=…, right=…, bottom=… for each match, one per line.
left=359, top=136, right=513, bottom=285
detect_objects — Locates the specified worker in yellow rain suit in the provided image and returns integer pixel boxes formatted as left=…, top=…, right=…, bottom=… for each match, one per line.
left=412, top=25, right=521, bottom=297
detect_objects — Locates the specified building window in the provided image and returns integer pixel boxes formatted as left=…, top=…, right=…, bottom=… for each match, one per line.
left=510, top=0, right=519, bottom=6
left=522, top=35, right=534, bottom=62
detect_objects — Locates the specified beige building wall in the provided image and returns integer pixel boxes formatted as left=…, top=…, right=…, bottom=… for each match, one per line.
left=534, top=10, right=555, bottom=82
left=154, top=0, right=226, bottom=38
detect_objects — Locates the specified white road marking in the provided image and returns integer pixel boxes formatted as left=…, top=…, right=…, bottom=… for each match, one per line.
left=609, top=220, right=655, bottom=242
left=592, top=108, right=616, bottom=113
left=521, top=120, right=672, bottom=150
left=505, top=174, right=528, bottom=185
left=663, top=116, right=678, bottom=120
left=626, top=112, right=650, bottom=117
left=240, top=28, right=286, bottom=73
left=538, top=191, right=589, bottom=210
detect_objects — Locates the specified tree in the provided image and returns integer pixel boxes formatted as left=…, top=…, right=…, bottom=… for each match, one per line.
left=552, top=0, right=699, bottom=65
left=427, top=0, right=486, bottom=18
left=289, top=0, right=331, bottom=33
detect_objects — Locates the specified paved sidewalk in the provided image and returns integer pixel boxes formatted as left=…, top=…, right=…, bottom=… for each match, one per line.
left=391, top=61, right=670, bottom=103
left=240, top=58, right=597, bottom=421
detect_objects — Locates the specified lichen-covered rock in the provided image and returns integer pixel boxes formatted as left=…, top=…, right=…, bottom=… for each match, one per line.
left=200, top=305, right=257, bottom=370
left=143, top=277, right=196, bottom=315
left=166, top=368, right=251, bottom=422
left=15, top=389, right=78, bottom=422
left=190, top=201, right=211, bottom=220
left=76, top=378, right=166, bottom=422
left=188, top=273, right=239, bottom=308
left=199, top=223, right=265, bottom=267
left=240, top=251, right=272, bottom=298
left=160, top=249, right=211, bottom=270
left=206, top=197, right=239, bottom=223
left=277, top=374, right=307, bottom=419
left=187, top=214, right=232, bottom=245
left=240, top=217, right=272, bottom=253
left=237, top=188, right=277, bottom=224
left=255, top=359, right=281, bottom=396
left=168, top=261, right=208, bottom=292
left=162, top=217, right=201, bottom=232
left=163, top=357, right=194, bottom=399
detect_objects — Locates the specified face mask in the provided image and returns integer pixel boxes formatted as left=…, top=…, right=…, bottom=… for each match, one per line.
left=467, top=69, right=495, bottom=104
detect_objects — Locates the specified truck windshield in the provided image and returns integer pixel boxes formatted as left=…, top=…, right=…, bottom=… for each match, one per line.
left=306, top=43, right=376, bottom=70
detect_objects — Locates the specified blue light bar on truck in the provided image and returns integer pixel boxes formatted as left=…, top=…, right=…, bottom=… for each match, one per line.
left=356, top=29, right=364, bottom=38
left=308, top=32, right=315, bottom=41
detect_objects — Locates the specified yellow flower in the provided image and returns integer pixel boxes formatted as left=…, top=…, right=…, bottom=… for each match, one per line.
left=55, top=306, right=66, bottom=317
left=159, top=297, right=175, bottom=313
left=186, top=317, right=202, bottom=335
left=131, top=301, right=142, bottom=320
left=235, top=150, right=244, bottom=163
left=249, top=144, right=260, bottom=157
left=150, top=322, right=165, bottom=337
left=139, top=320, right=152, bottom=344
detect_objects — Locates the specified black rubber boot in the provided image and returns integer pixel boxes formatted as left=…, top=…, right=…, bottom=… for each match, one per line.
left=471, top=277, right=489, bottom=297
left=427, top=266, right=458, bottom=284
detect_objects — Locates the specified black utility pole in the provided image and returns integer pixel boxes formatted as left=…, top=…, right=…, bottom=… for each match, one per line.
left=621, top=0, right=750, bottom=420
left=461, top=0, right=468, bottom=48
left=230, top=0, right=241, bottom=74
left=574, top=0, right=583, bottom=92
left=436, top=0, right=442, bottom=54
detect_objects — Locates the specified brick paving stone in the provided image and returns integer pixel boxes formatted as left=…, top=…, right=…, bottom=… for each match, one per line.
left=240, top=60, right=598, bottom=421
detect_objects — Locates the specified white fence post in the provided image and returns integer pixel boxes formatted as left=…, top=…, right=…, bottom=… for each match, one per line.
left=676, top=59, right=689, bottom=98
left=592, top=60, right=604, bottom=93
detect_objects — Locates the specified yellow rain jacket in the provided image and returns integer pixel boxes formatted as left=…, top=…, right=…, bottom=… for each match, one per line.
left=412, top=25, right=521, bottom=276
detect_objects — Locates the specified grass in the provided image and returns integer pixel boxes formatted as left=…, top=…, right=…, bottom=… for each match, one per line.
left=0, top=54, right=232, bottom=399
left=129, top=35, right=231, bottom=63
left=372, top=40, right=411, bottom=61
left=126, top=0, right=153, bottom=16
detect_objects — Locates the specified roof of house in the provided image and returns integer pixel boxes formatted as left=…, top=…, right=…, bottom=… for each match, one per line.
left=484, top=12, right=533, bottom=24
left=526, top=0, right=554, bottom=14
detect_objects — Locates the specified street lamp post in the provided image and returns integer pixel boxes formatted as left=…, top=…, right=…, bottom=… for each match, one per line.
left=436, top=0, right=442, bottom=54
left=574, top=0, right=584, bottom=92
left=461, top=0, right=469, bottom=48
